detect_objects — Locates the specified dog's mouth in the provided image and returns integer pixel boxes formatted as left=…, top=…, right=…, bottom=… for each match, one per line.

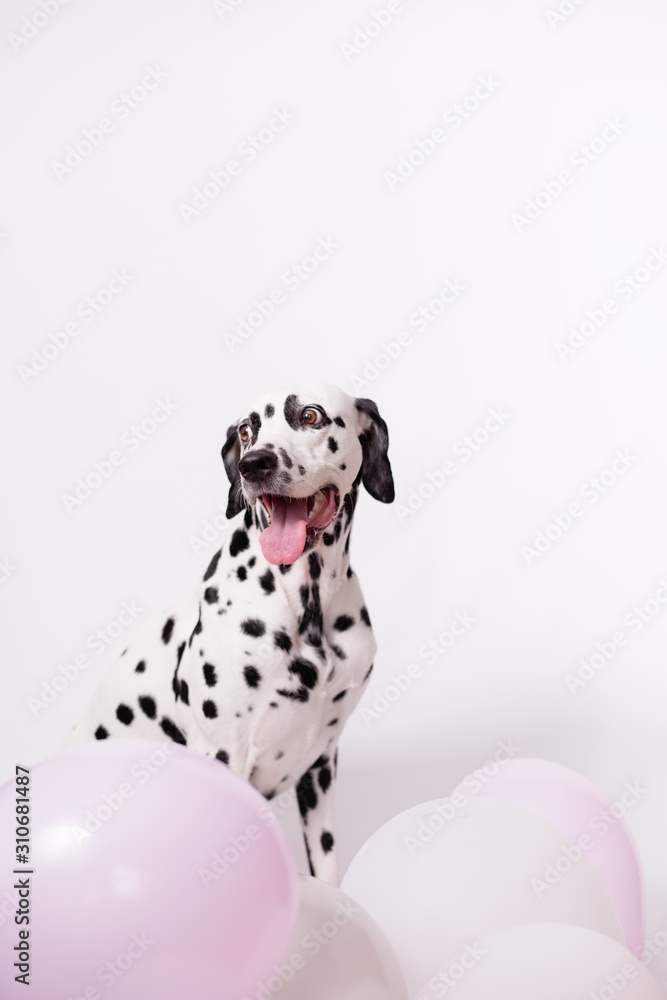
left=258, top=487, right=339, bottom=565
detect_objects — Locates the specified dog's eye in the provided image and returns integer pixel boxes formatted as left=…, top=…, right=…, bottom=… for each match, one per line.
left=238, top=423, right=250, bottom=443
left=301, top=407, right=323, bottom=426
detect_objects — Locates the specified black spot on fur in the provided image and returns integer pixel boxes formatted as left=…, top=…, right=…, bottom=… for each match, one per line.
left=94, top=725, right=108, bottom=740
left=264, top=403, right=275, bottom=418
left=248, top=556, right=256, bottom=568
left=334, top=614, right=354, bottom=631
left=328, top=718, right=339, bottom=726
left=188, top=612, right=203, bottom=648
left=274, top=630, right=292, bottom=652
left=346, top=566, right=353, bottom=579
left=333, top=416, right=345, bottom=428
left=179, top=679, right=189, bottom=705
left=244, top=507, right=253, bottom=528
left=278, top=562, right=292, bottom=574
left=318, top=766, right=332, bottom=792
left=116, top=704, right=134, bottom=725
left=298, top=465, right=306, bottom=476
left=204, top=586, right=219, bottom=604
left=333, top=689, right=347, bottom=702
left=203, top=549, right=222, bottom=581
left=203, top=662, right=217, bottom=686
left=283, top=394, right=302, bottom=431
left=296, top=771, right=318, bottom=818
left=299, top=584, right=310, bottom=608
left=279, top=447, right=293, bottom=469
left=241, top=617, right=266, bottom=637
left=216, top=749, right=230, bottom=764
left=202, top=699, right=218, bottom=719
left=243, top=665, right=262, bottom=688
left=161, top=618, right=175, bottom=644
left=276, top=686, right=309, bottom=702
left=340, top=463, right=346, bottom=470
left=331, top=644, right=347, bottom=659
left=229, top=529, right=249, bottom=557
left=363, top=663, right=374, bottom=682
left=237, top=565, right=247, bottom=581
left=135, top=660, right=146, bottom=673
left=327, top=436, right=338, bottom=453
left=259, top=569, right=275, bottom=594
left=176, top=641, right=186, bottom=665
left=334, top=519, right=342, bottom=541
left=289, top=657, right=319, bottom=689
left=161, top=716, right=186, bottom=745
left=321, top=831, right=335, bottom=853
left=270, top=702, right=279, bottom=709
left=139, top=695, right=157, bottom=719
left=308, top=552, right=321, bottom=579
left=360, top=605, right=371, bottom=626
left=248, top=410, right=261, bottom=442
left=275, top=750, right=284, bottom=759
left=322, top=532, right=334, bottom=546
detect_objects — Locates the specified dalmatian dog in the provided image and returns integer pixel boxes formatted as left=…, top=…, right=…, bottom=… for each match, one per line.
left=65, top=382, right=394, bottom=885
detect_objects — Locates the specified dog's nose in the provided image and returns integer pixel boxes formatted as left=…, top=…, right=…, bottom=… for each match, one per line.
left=238, top=449, right=278, bottom=482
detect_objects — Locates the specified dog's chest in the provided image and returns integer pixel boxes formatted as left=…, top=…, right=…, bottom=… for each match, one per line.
left=178, top=536, right=373, bottom=792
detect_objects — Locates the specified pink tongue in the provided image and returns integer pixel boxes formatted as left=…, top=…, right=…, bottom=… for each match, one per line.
left=260, top=497, right=309, bottom=565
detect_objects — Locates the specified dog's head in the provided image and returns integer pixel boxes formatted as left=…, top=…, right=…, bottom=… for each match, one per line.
left=221, top=382, right=394, bottom=565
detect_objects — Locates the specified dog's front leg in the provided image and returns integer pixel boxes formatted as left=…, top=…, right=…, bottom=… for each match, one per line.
left=295, top=746, right=340, bottom=885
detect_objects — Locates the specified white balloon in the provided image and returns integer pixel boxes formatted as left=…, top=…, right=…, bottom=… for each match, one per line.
left=414, top=922, right=665, bottom=1000
left=247, top=875, right=408, bottom=1000
left=341, top=795, right=625, bottom=995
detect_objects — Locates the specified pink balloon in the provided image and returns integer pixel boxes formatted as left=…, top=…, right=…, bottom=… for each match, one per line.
left=451, top=757, right=644, bottom=956
left=0, top=740, right=298, bottom=999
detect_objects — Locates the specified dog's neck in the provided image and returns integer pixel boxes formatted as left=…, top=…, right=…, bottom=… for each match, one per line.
left=242, top=480, right=359, bottom=622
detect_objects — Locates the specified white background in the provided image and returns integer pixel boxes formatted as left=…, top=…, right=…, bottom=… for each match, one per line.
left=2, top=0, right=667, bottom=984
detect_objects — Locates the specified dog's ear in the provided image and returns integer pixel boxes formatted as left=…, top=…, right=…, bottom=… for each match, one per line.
left=221, top=423, right=244, bottom=518
left=355, top=398, right=395, bottom=503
